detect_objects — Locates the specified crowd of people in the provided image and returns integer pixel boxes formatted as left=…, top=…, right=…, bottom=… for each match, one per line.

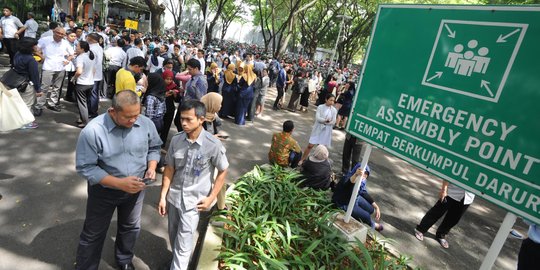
left=2, top=5, right=537, bottom=270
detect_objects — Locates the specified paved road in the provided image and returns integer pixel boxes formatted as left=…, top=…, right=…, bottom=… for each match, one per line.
left=0, top=53, right=526, bottom=269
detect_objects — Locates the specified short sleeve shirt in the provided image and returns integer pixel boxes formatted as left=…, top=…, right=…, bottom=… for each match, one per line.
left=76, top=52, right=95, bottom=85
left=0, top=15, right=23, bottom=38
left=23, top=19, right=38, bottom=38
left=165, top=130, right=229, bottom=210
left=38, top=36, right=74, bottom=71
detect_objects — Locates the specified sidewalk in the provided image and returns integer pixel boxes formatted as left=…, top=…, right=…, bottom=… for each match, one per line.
left=0, top=54, right=525, bottom=269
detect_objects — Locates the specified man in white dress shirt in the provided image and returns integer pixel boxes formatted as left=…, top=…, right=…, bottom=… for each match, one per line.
left=34, top=27, right=74, bottom=115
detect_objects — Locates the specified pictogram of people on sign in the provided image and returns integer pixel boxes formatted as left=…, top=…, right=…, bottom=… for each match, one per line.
left=445, top=40, right=490, bottom=77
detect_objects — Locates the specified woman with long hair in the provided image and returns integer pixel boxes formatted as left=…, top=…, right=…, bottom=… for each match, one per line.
left=73, top=40, right=96, bottom=128
left=221, top=57, right=231, bottom=70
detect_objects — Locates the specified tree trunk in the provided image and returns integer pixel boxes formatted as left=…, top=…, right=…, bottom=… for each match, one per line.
left=144, top=0, right=165, bottom=34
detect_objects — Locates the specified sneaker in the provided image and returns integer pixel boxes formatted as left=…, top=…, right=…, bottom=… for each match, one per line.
left=510, top=229, right=524, bottom=239
left=20, top=122, right=39, bottom=129
left=414, top=228, right=424, bottom=241
left=437, top=238, right=449, bottom=249
left=375, top=223, right=384, bottom=232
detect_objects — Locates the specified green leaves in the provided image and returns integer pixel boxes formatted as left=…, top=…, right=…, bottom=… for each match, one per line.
left=217, top=165, right=412, bottom=269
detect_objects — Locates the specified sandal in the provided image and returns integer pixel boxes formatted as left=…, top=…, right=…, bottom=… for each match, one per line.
left=414, top=229, right=424, bottom=241
left=437, top=238, right=449, bottom=249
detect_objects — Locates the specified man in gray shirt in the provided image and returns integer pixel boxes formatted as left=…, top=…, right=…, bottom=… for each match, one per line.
left=158, top=100, right=229, bottom=270
left=75, top=90, right=162, bottom=270
left=23, top=12, right=38, bottom=38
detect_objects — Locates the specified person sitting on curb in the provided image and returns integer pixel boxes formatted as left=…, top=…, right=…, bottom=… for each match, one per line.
left=299, top=145, right=333, bottom=190
left=332, top=164, right=384, bottom=232
left=268, top=120, right=302, bottom=168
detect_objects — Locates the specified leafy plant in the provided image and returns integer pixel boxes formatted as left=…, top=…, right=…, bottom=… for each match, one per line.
left=215, top=165, right=415, bottom=270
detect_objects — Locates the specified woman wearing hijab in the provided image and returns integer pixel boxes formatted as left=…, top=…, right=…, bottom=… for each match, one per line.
left=161, top=70, right=180, bottom=140
left=206, top=62, right=221, bottom=93
left=299, top=145, right=332, bottom=190
left=144, top=73, right=167, bottom=133
left=219, top=63, right=237, bottom=118
left=147, top=49, right=164, bottom=73
left=201, top=92, right=223, bottom=135
left=300, top=93, right=337, bottom=163
left=235, top=63, right=256, bottom=125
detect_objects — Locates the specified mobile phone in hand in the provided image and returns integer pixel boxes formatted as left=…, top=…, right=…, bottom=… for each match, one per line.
left=140, top=178, right=154, bottom=185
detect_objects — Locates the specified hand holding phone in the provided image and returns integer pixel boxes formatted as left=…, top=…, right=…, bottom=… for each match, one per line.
left=139, top=178, right=155, bottom=185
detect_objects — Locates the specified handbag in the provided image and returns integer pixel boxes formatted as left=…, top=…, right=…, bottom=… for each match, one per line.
left=0, top=83, right=35, bottom=131
left=0, top=69, right=29, bottom=93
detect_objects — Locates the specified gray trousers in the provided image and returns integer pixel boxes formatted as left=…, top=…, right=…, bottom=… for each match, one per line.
left=19, top=84, right=36, bottom=110
left=75, top=184, right=145, bottom=270
left=35, top=70, right=65, bottom=109
left=167, top=201, right=201, bottom=270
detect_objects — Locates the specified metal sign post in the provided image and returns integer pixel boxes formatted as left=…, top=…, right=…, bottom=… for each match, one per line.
left=344, top=144, right=372, bottom=223
left=479, top=212, right=517, bottom=270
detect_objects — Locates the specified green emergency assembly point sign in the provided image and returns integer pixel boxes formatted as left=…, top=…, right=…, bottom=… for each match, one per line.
left=347, top=5, right=540, bottom=224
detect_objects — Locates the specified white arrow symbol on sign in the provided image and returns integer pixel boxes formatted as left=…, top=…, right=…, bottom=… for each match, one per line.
left=497, top=29, right=520, bottom=43
left=481, top=80, right=494, bottom=97
left=444, top=24, right=455, bottom=38
left=426, top=71, right=443, bottom=82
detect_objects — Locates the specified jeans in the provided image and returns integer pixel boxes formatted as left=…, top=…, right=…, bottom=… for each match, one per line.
left=339, top=194, right=375, bottom=228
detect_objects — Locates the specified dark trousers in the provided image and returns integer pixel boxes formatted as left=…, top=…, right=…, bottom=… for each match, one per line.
left=289, top=151, right=302, bottom=168
left=76, top=184, right=145, bottom=270
left=235, top=96, right=252, bottom=125
left=3, top=38, right=18, bottom=67
left=518, top=238, right=540, bottom=270
left=416, top=196, right=470, bottom=239
left=342, top=136, right=363, bottom=173
left=90, top=80, right=101, bottom=117
left=65, top=71, right=77, bottom=101
left=287, top=91, right=301, bottom=111
left=107, top=65, right=121, bottom=98
left=161, top=96, right=176, bottom=147
left=75, top=84, right=94, bottom=124
left=273, top=85, right=285, bottom=109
